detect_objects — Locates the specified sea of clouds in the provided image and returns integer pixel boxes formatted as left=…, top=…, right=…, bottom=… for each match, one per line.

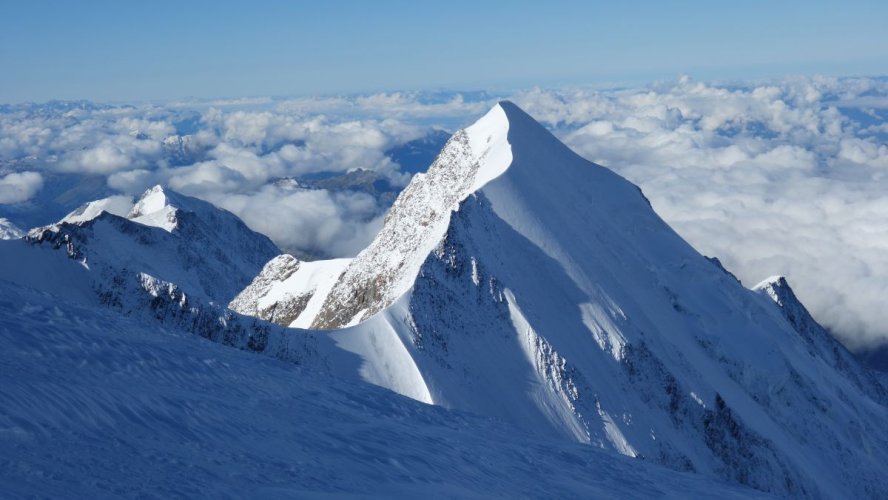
left=1, top=76, right=887, bottom=350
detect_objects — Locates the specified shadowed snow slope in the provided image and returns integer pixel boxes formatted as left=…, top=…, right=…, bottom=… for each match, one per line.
left=753, top=276, right=886, bottom=400
left=301, top=102, right=888, bottom=498
left=0, top=281, right=768, bottom=499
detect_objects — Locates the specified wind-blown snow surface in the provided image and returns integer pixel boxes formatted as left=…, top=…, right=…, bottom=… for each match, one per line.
left=304, top=102, right=888, bottom=497
left=0, top=280, right=772, bottom=499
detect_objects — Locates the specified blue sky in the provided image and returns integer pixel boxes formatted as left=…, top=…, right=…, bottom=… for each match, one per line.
left=1, top=0, right=887, bottom=103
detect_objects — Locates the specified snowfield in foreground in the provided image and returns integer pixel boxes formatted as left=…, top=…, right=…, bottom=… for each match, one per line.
left=0, top=282, right=766, bottom=499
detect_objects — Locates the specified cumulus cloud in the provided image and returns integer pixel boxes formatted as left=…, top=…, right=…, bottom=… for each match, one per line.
left=0, top=171, right=43, bottom=204
left=205, top=183, right=385, bottom=258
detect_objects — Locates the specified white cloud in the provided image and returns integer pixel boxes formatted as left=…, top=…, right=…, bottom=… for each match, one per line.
left=0, top=171, right=43, bottom=204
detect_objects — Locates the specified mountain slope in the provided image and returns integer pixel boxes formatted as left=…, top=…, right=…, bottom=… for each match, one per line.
left=229, top=254, right=351, bottom=328
left=299, top=102, right=888, bottom=498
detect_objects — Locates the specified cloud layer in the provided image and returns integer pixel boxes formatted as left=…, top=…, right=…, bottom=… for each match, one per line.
left=1, top=79, right=888, bottom=350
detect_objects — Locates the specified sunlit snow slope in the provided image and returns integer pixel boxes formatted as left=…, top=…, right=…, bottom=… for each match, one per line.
left=299, top=102, right=888, bottom=498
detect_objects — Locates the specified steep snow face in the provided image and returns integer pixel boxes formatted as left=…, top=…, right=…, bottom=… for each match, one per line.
left=305, top=102, right=888, bottom=498
left=24, top=185, right=280, bottom=305
left=0, top=238, right=93, bottom=303
left=0, top=217, right=24, bottom=239
left=229, top=255, right=351, bottom=328
left=0, top=280, right=768, bottom=499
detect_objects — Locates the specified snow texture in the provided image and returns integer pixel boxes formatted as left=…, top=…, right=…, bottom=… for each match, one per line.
left=0, top=280, right=768, bottom=499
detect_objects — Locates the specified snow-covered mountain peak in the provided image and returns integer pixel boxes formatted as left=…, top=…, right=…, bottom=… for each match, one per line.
left=0, top=217, right=24, bottom=239
left=124, top=184, right=229, bottom=233
left=447, top=99, right=581, bottom=195
left=462, top=101, right=513, bottom=192
left=126, top=185, right=184, bottom=232
left=23, top=184, right=280, bottom=304
left=128, top=185, right=168, bottom=218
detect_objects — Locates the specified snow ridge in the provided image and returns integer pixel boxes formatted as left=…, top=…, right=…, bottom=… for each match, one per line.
left=754, top=275, right=887, bottom=403
left=0, top=217, right=25, bottom=239
left=0, top=279, right=771, bottom=499
left=27, top=185, right=280, bottom=305
left=62, top=195, right=134, bottom=225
